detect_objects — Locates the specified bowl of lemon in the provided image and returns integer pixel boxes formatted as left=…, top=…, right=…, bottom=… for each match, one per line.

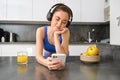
left=80, top=45, right=100, bottom=63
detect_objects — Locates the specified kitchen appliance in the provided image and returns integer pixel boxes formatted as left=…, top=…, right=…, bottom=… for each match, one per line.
left=104, top=0, right=110, bottom=22
left=104, top=6, right=110, bottom=21
left=10, top=32, right=14, bottom=42
left=0, top=28, right=17, bottom=42
left=3, top=31, right=17, bottom=42
left=4, top=31, right=10, bottom=42
left=9, top=32, right=17, bottom=42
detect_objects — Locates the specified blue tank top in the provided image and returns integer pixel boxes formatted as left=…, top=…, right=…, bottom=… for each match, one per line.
left=43, top=26, right=62, bottom=53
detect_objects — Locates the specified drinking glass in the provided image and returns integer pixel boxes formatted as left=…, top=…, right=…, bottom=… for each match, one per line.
left=17, top=51, right=28, bottom=64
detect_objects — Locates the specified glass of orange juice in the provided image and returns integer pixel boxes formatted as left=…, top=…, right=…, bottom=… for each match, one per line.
left=17, top=51, right=28, bottom=64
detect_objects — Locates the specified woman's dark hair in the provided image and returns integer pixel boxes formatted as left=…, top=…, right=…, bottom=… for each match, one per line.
left=52, top=4, right=73, bottom=21
left=47, top=3, right=73, bottom=27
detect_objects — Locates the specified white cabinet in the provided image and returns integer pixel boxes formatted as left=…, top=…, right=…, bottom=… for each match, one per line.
left=33, top=0, right=59, bottom=21
left=69, top=44, right=96, bottom=56
left=1, top=0, right=81, bottom=21
left=0, top=0, right=7, bottom=20
left=57, top=0, right=81, bottom=22
left=6, top=0, right=33, bottom=20
left=110, top=0, right=120, bottom=45
left=33, top=0, right=81, bottom=22
left=0, top=0, right=104, bottom=22
left=1, top=44, right=35, bottom=56
left=80, top=0, right=104, bottom=22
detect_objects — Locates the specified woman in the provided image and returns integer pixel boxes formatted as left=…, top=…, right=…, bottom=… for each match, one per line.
left=36, top=3, right=73, bottom=70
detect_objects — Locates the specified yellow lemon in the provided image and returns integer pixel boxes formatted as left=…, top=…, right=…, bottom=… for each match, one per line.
left=87, top=45, right=99, bottom=56
left=82, top=52, right=89, bottom=56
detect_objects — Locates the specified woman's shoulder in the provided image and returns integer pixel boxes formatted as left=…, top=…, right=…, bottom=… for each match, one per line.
left=36, top=26, right=45, bottom=35
left=36, top=26, right=49, bottom=34
left=37, top=26, right=49, bottom=31
left=37, top=26, right=44, bottom=30
left=37, top=26, right=44, bottom=31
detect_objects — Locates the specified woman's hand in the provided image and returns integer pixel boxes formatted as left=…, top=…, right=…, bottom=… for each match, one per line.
left=54, top=28, right=68, bottom=40
left=54, top=28, right=68, bottom=35
left=47, top=59, right=65, bottom=70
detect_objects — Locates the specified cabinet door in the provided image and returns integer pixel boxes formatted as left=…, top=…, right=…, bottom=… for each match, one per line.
left=0, top=0, right=7, bottom=20
left=33, top=0, right=81, bottom=22
left=59, top=0, right=81, bottom=22
left=33, top=0, right=59, bottom=21
left=6, top=0, right=32, bottom=20
left=110, top=0, right=120, bottom=45
left=80, top=0, right=104, bottom=22
left=1, top=44, right=35, bottom=56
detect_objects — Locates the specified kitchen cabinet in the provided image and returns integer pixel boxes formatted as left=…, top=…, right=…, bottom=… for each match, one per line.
left=1, top=44, right=35, bottom=56
left=110, top=0, right=120, bottom=45
left=33, top=0, right=81, bottom=22
left=80, top=0, right=104, bottom=22
left=69, top=44, right=96, bottom=56
left=33, top=0, right=59, bottom=21
left=0, top=0, right=81, bottom=21
left=0, top=0, right=104, bottom=22
left=6, top=0, right=33, bottom=20
left=0, top=0, right=7, bottom=20
left=31, top=0, right=104, bottom=22
left=57, top=0, right=81, bottom=22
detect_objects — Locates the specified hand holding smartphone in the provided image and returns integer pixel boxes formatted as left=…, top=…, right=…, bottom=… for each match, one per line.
left=51, top=54, right=66, bottom=62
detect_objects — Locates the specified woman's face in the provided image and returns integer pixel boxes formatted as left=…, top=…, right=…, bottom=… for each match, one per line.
left=51, top=10, right=69, bottom=31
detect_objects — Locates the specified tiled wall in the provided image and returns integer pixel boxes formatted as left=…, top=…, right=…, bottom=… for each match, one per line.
left=0, top=22, right=109, bottom=43
left=69, top=23, right=109, bottom=43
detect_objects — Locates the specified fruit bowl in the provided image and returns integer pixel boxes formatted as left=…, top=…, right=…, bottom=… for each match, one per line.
left=80, top=54, right=100, bottom=63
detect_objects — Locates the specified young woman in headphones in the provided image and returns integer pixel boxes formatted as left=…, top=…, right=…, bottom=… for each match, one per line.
left=36, top=3, right=73, bottom=70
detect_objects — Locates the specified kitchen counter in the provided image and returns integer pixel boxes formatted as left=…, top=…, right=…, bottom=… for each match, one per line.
left=0, top=56, right=120, bottom=80
left=0, top=42, right=109, bottom=45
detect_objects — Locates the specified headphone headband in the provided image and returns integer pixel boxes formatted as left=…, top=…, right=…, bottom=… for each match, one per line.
left=47, top=3, right=73, bottom=27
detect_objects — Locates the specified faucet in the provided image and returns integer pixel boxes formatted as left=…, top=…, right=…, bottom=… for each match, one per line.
left=88, top=31, right=92, bottom=43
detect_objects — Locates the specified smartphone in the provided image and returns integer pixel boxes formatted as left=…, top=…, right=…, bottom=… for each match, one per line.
left=51, top=54, right=66, bottom=62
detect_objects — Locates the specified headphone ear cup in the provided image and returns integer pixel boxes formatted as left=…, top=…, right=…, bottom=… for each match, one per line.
left=47, top=12, right=53, bottom=21
left=66, top=21, right=70, bottom=27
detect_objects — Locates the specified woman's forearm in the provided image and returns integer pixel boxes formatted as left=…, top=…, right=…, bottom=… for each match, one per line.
left=54, top=34, right=65, bottom=53
left=36, top=55, right=48, bottom=67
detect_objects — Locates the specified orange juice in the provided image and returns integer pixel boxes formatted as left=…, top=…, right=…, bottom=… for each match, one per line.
left=17, top=55, right=28, bottom=64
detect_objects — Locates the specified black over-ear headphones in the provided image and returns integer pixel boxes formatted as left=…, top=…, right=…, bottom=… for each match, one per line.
left=47, top=3, right=73, bottom=27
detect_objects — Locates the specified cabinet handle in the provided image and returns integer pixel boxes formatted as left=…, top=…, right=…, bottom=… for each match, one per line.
left=117, top=16, right=120, bottom=27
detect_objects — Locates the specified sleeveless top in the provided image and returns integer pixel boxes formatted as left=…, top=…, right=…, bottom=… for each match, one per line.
left=43, top=26, right=62, bottom=53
